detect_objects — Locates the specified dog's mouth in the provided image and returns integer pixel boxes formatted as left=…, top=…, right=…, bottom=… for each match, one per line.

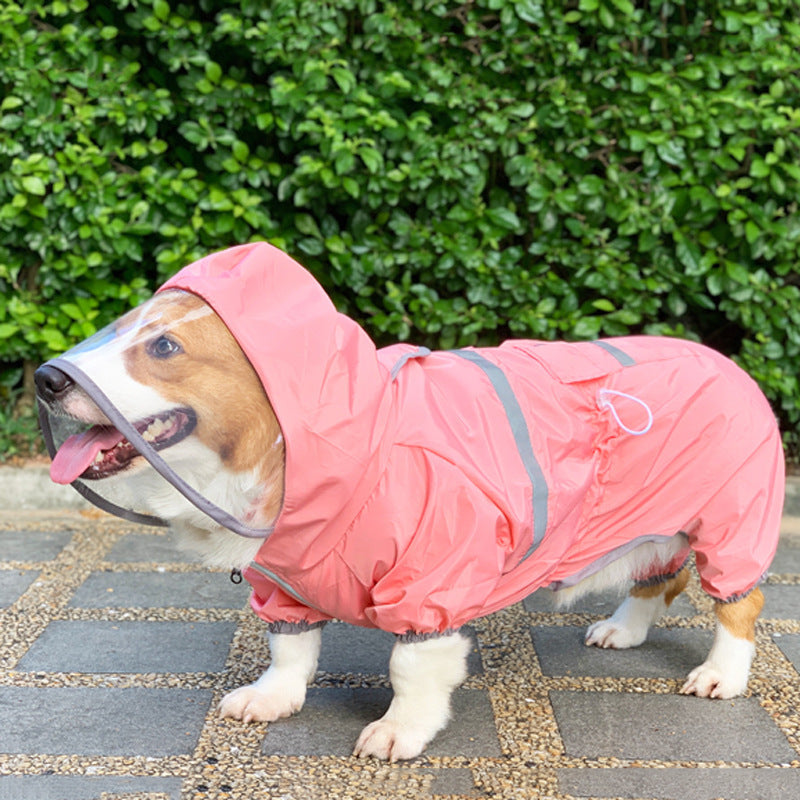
left=50, top=408, right=197, bottom=483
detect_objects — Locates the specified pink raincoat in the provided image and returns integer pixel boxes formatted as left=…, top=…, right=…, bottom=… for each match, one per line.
left=161, top=243, right=784, bottom=635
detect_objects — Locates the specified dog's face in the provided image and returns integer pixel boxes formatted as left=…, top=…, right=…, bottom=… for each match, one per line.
left=36, top=290, right=285, bottom=549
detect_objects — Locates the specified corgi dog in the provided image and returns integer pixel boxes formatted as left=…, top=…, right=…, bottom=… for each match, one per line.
left=35, top=243, right=784, bottom=762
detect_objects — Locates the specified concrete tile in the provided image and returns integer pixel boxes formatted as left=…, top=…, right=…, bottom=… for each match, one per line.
left=558, top=766, right=800, bottom=800
left=262, top=687, right=501, bottom=758
left=0, top=775, right=182, bottom=800
left=18, top=620, right=237, bottom=673
left=524, top=587, right=695, bottom=617
left=0, top=687, right=212, bottom=756
left=0, top=529, right=74, bottom=561
left=773, top=633, right=800, bottom=673
left=760, top=584, right=800, bottom=619
left=106, top=529, right=198, bottom=564
left=429, top=767, right=483, bottom=796
left=550, top=691, right=797, bottom=762
left=69, top=571, right=250, bottom=609
left=319, top=624, right=482, bottom=676
left=532, top=626, right=711, bottom=679
left=770, top=535, right=800, bottom=574
left=0, top=569, right=37, bottom=607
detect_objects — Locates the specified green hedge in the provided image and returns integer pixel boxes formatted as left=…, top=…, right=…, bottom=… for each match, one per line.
left=2, top=0, right=800, bottom=456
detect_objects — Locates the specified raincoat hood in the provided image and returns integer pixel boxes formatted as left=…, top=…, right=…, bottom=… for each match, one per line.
left=158, top=242, right=396, bottom=552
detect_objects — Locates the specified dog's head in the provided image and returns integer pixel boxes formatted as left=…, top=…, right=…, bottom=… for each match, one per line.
left=35, top=289, right=285, bottom=539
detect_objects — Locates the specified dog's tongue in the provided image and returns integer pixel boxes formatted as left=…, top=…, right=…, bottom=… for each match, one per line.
left=50, top=425, right=125, bottom=484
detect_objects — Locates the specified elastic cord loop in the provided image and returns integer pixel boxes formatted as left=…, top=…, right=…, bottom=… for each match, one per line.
left=598, top=388, right=653, bottom=436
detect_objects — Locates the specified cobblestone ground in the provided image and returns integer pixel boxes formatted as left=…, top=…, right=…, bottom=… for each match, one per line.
left=1, top=509, right=799, bottom=800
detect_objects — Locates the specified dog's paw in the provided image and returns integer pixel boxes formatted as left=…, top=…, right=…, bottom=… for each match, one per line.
left=585, top=619, right=647, bottom=649
left=218, top=682, right=304, bottom=723
left=353, top=719, right=429, bottom=762
left=680, top=662, right=748, bottom=699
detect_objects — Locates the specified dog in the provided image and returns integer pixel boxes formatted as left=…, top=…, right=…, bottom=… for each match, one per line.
left=35, top=243, right=785, bottom=762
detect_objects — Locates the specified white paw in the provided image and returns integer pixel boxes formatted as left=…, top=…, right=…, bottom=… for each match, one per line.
left=681, top=662, right=748, bottom=699
left=353, top=718, right=429, bottom=762
left=218, top=682, right=304, bottom=723
left=585, top=619, right=647, bottom=649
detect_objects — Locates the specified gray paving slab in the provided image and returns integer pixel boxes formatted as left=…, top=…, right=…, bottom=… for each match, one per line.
left=0, top=687, right=212, bottom=756
left=770, top=535, right=800, bottom=573
left=428, top=767, right=482, bottom=796
left=760, top=584, right=800, bottom=619
left=523, top=587, right=695, bottom=617
left=0, top=528, right=74, bottom=561
left=18, top=620, right=237, bottom=673
left=558, top=765, right=800, bottom=800
left=532, top=626, right=711, bottom=678
left=319, top=623, right=482, bottom=676
left=0, top=775, right=182, bottom=800
left=68, top=571, right=250, bottom=609
left=106, top=529, right=198, bottom=564
left=0, top=569, right=37, bottom=606
left=261, top=687, right=501, bottom=758
left=550, top=691, right=797, bottom=762
left=773, top=633, right=800, bottom=673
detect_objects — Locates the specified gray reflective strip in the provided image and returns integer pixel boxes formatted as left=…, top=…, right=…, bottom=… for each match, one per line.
left=451, top=350, right=548, bottom=559
left=390, top=346, right=432, bottom=380
left=248, top=561, right=318, bottom=611
left=590, top=340, right=636, bottom=366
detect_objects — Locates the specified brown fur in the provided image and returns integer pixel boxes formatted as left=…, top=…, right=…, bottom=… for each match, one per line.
left=630, top=566, right=690, bottom=607
left=118, top=290, right=285, bottom=521
left=715, top=587, right=764, bottom=642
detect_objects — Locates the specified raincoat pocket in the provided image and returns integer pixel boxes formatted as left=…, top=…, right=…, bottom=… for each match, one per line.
left=520, top=340, right=635, bottom=384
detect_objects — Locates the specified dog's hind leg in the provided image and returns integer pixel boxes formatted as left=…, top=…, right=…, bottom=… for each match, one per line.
left=585, top=567, right=690, bottom=649
left=681, top=587, right=763, bottom=699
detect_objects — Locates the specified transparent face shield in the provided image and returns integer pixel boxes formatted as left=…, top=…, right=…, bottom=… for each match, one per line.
left=35, top=291, right=278, bottom=538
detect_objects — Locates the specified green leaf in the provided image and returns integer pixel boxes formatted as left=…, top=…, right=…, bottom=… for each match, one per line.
left=485, top=207, right=522, bottom=230
left=21, top=176, right=46, bottom=195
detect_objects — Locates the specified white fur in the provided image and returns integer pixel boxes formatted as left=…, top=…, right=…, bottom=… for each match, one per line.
left=681, top=622, right=755, bottom=699
left=353, top=632, right=471, bottom=762
left=585, top=592, right=669, bottom=649
left=552, top=535, right=688, bottom=608
left=219, top=628, right=322, bottom=722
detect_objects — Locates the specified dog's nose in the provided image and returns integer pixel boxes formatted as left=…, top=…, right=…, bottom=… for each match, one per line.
left=34, top=364, right=74, bottom=402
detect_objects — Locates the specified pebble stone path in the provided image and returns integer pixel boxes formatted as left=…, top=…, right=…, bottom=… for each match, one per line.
left=1, top=506, right=799, bottom=800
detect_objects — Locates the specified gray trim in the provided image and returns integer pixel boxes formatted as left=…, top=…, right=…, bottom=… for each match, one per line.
left=268, top=620, right=328, bottom=635
left=549, top=531, right=690, bottom=591
left=38, top=358, right=273, bottom=539
left=247, top=561, right=319, bottom=612
left=590, top=340, right=636, bottom=366
left=396, top=628, right=458, bottom=644
left=450, top=350, right=548, bottom=559
left=390, top=346, right=431, bottom=380
left=633, top=554, right=690, bottom=587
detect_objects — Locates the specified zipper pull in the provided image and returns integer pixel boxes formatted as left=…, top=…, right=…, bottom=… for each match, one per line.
left=230, top=567, right=243, bottom=584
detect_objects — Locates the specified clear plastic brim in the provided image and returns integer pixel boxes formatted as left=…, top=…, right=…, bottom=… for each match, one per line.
left=37, top=293, right=274, bottom=538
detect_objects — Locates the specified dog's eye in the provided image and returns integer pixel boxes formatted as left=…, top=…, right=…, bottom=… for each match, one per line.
left=149, top=336, right=182, bottom=359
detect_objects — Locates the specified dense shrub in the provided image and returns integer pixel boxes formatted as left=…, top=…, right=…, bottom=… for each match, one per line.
left=1, top=0, right=800, bottom=456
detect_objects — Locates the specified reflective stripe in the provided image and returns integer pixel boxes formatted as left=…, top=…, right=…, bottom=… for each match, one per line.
left=451, top=350, right=548, bottom=559
left=247, top=560, right=318, bottom=611
left=390, top=346, right=432, bottom=380
left=590, top=340, right=636, bottom=366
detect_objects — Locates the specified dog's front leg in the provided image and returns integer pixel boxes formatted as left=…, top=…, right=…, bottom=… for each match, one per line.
left=353, top=630, right=471, bottom=762
left=219, top=627, right=322, bottom=723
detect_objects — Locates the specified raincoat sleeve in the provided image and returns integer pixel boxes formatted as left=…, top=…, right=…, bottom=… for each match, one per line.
left=247, top=577, right=333, bottom=629
left=363, top=449, right=509, bottom=635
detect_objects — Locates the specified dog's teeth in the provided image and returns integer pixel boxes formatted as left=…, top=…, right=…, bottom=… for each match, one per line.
left=143, top=418, right=167, bottom=442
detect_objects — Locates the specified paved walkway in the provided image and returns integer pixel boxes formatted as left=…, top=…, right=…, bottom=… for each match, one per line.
left=0, top=473, right=799, bottom=799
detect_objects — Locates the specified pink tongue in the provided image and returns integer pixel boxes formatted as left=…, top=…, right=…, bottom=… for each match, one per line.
left=50, top=425, right=126, bottom=484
